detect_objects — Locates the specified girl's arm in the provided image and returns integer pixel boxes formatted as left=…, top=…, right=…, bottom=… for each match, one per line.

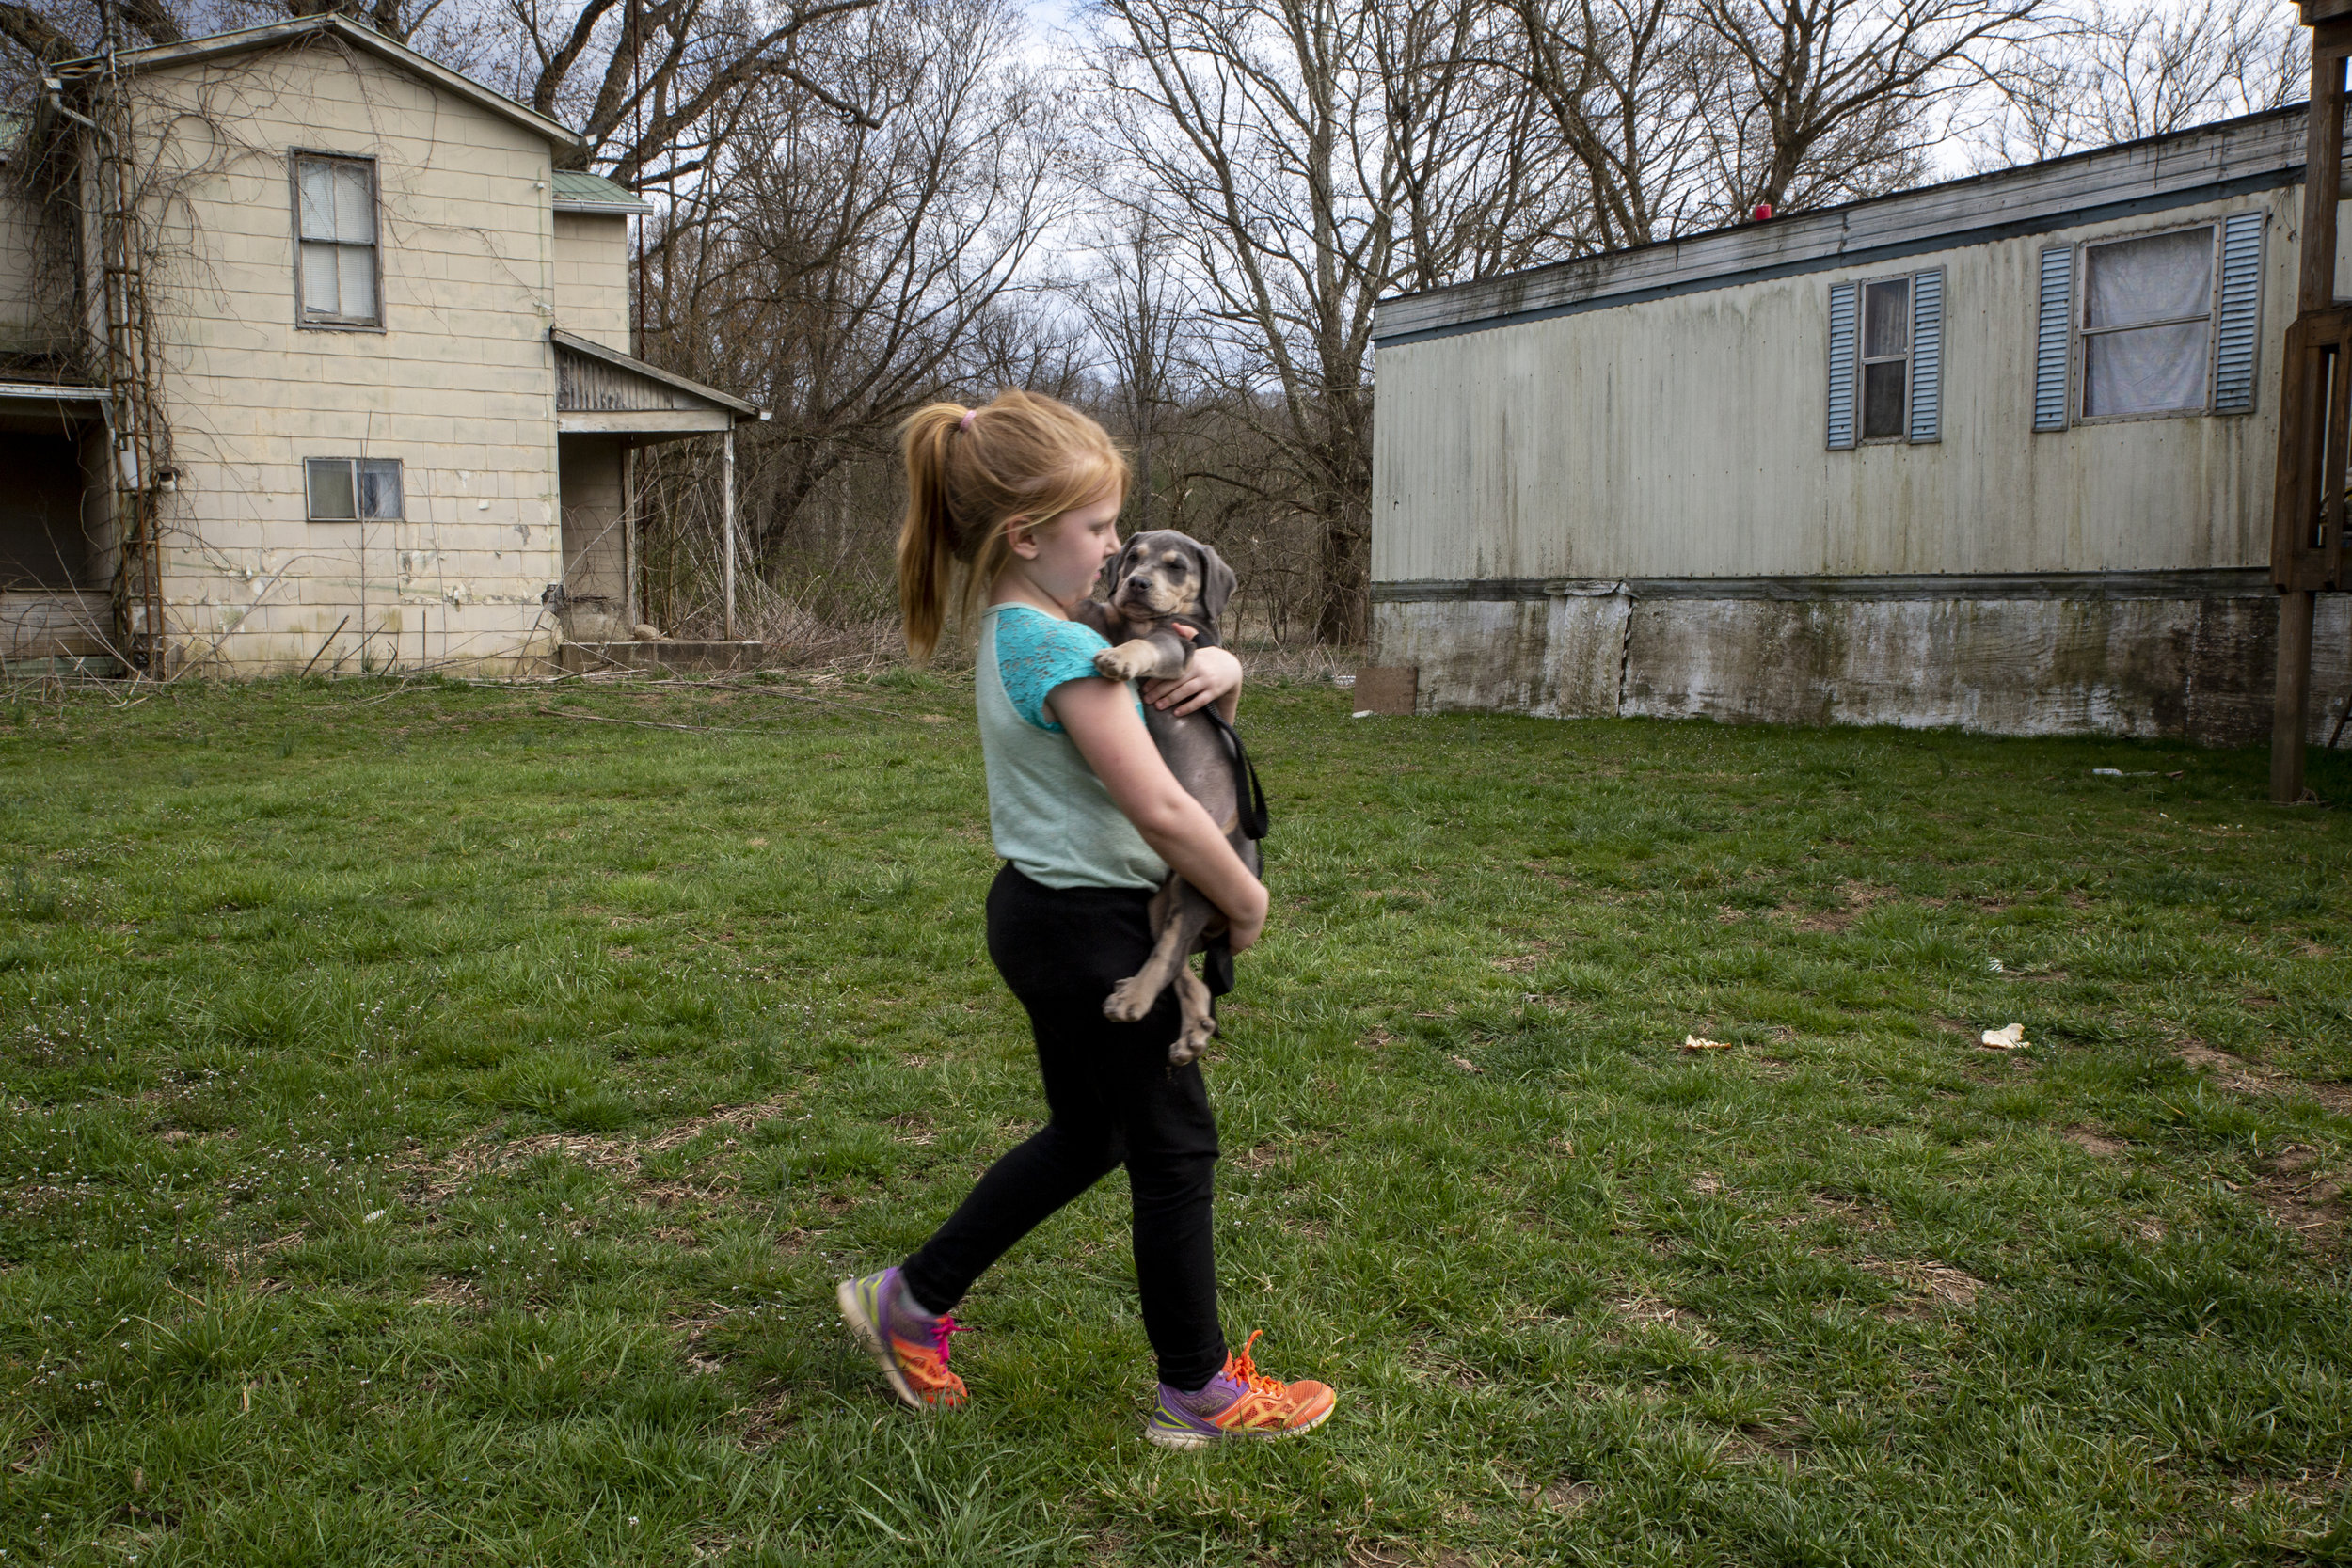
left=1050, top=676, right=1267, bottom=954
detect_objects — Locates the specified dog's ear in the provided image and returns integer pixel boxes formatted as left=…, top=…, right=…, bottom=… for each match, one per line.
left=1094, top=537, right=1136, bottom=603
left=1195, top=541, right=1237, bottom=623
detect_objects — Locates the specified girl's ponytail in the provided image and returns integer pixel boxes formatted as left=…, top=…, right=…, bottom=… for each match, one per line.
left=894, top=391, right=1128, bottom=663
left=897, top=403, right=968, bottom=663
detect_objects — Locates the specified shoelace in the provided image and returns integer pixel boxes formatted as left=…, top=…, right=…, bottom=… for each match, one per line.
left=930, top=1314, right=968, bottom=1366
left=1225, top=1328, right=1282, bottom=1396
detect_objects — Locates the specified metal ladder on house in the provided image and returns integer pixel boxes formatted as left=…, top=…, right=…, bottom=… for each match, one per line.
left=91, top=40, right=167, bottom=674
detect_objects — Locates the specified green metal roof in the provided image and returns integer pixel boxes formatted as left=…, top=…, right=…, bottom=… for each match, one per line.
left=551, top=170, right=653, bottom=215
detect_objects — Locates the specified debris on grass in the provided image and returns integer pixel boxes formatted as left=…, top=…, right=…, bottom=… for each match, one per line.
left=1980, top=1022, right=2028, bottom=1050
left=1683, top=1035, right=1735, bottom=1051
left=1448, top=1055, right=1484, bottom=1074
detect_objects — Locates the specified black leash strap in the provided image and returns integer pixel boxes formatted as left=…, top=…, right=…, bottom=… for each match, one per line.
left=1199, top=706, right=1267, bottom=999
left=1201, top=707, right=1269, bottom=842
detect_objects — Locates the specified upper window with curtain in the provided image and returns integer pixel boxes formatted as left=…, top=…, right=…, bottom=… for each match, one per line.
left=2078, top=226, right=2215, bottom=420
left=294, top=152, right=381, bottom=328
left=2033, top=213, right=2264, bottom=434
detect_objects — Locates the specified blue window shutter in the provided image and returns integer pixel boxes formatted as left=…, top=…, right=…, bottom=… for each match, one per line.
left=2212, top=212, right=2265, bottom=413
left=1827, top=281, right=1858, bottom=450
left=1909, top=268, right=1944, bottom=444
left=2034, top=246, right=2073, bottom=432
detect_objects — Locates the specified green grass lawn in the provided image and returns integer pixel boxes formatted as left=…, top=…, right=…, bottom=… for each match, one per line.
left=2, top=670, right=2348, bottom=1566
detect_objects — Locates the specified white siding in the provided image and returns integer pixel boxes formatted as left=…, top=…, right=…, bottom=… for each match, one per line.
left=552, top=212, right=630, bottom=352
left=1371, top=187, right=2302, bottom=586
left=122, top=42, right=565, bottom=673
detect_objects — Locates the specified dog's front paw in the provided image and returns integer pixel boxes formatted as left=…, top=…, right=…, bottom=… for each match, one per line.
left=1092, top=641, right=1159, bottom=682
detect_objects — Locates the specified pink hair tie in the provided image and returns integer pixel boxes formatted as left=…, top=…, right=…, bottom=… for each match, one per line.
left=959, top=408, right=977, bottom=432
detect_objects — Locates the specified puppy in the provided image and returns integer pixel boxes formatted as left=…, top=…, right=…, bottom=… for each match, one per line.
left=1075, top=530, right=1260, bottom=1065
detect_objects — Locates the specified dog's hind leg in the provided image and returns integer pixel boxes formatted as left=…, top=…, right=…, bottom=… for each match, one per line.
left=1167, top=964, right=1216, bottom=1066
left=1104, top=880, right=1215, bottom=1024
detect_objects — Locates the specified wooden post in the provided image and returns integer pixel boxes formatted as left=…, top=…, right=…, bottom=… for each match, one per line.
left=622, top=443, right=637, bottom=630
left=722, top=426, right=738, bottom=642
left=2270, top=9, right=2352, bottom=801
left=2274, top=588, right=2317, bottom=800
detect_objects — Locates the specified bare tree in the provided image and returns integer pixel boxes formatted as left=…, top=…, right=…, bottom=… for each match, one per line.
left=1085, top=0, right=1573, bottom=642
left=642, top=0, right=1074, bottom=583
left=1497, top=0, right=1728, bottom=248
left=1977, top=0, right=2306, bottom=166
left=495, top=0, right=882, bottom=181
left=1695, top=0, right=2058, bottom=214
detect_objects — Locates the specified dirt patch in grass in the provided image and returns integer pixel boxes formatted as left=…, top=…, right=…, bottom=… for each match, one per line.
left=2174, top=1045, right=2352, bottom=1117
left=2294, top=1081, right=2352, bottom=1116
left=2065, top=1126, right=2127, bottom=1157
left=1785, top=882, right=1899, bottom=932
left=2253, top=1146, right=2342, bottom=1247
left=2176, top=1041, right=2274, bottom=1097
left=405, top=1094, right=800, bottom=1205
left=413, top=1275, right=480, bottom=1310
left=1863, top=1259, right=1986, bottom=1314
left=1536, top=1480, right=1597, bottom=1513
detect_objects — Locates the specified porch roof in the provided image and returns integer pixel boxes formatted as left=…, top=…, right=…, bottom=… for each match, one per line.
left=552, top=329, right=761, bottom=436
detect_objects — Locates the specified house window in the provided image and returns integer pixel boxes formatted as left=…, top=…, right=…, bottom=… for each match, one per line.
left=1858, top=277, right=1911, bottom=439
left=294, top=153, right=380, bottom=326
left=307, top=457, right=404, bottom=521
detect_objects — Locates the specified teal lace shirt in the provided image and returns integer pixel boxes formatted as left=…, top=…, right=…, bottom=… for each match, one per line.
left=976, top=604, right=1166, bottom=890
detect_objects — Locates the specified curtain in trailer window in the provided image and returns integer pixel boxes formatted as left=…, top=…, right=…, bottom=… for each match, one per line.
left=297, top=158, right=377, bottom=322
left=2082, top=229, right=2212, bottom=417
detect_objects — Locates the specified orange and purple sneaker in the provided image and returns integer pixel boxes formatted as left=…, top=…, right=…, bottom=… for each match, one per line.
left=1144, top=1330, right=1337, bottom=1449
left=836, top=1267, right=967, bottom=1410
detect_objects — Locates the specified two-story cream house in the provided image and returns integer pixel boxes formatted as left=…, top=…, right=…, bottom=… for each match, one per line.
left=0, top=14, right=757, bottom=676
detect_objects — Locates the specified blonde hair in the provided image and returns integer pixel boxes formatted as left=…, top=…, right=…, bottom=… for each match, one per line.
left=897, top=389, right=1128, bottom=662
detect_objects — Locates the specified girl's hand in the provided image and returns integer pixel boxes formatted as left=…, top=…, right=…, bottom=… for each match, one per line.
left=1142, top=639, right=1242, bottom=719
left=1053, top=676, right=1266, bottom=946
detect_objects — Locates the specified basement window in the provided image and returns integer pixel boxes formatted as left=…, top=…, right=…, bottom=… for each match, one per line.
left=307, top=457, right=404, bottom=522
left=294, top=153, right=381, bottom=327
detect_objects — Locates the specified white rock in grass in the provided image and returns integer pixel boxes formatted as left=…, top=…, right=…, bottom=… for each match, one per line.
left=1979, top=1023, right=2027, bottom=1051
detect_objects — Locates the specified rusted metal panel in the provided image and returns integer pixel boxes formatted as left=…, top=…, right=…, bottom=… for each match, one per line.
left=1352, top=665, right=1418, bottom=715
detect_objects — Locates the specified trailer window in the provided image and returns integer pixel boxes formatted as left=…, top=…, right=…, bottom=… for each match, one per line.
left=2080, top=226, right=2213, bottom=419
left=1859, top=277, right=1911, bottom=439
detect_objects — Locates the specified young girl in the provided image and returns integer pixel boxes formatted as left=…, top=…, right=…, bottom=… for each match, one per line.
left=835, top=389, right=1336, bottom=1448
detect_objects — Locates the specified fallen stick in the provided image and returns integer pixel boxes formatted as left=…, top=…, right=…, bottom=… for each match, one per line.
left=299, top=616, right=352, bottom=678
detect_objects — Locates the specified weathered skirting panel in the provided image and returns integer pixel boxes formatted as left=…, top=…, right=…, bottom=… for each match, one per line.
left=1370, top=577, right=2351, bottom=747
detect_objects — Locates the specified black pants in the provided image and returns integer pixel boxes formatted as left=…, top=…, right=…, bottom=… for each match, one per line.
left=899, top=863, right=1228, bottom=1390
